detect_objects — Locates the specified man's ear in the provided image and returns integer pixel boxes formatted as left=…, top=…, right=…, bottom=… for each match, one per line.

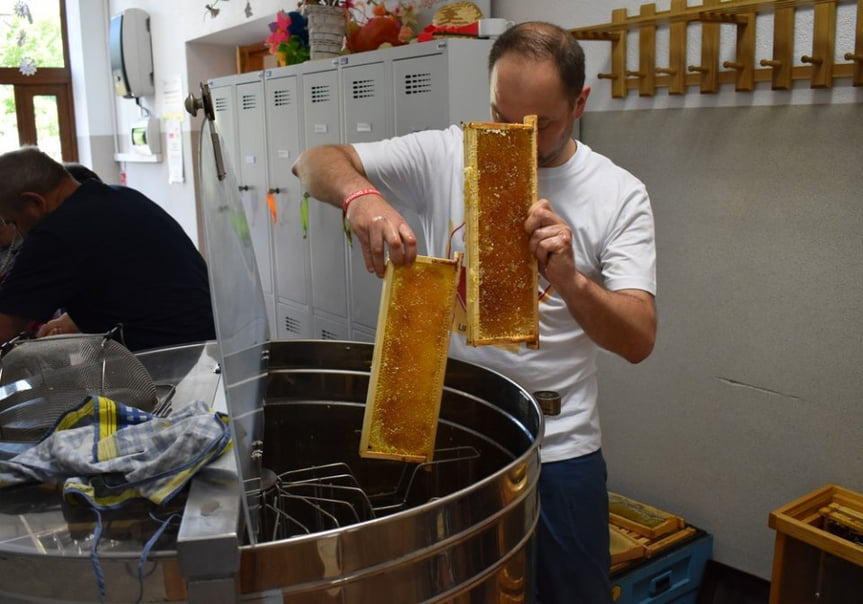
left=18, top=192, right=48, bottom=212
left=574, top=85, right=591, bottom=120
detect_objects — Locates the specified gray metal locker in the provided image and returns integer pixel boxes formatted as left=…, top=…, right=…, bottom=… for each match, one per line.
left=340, top=55, right=393, bottom=337
left=234, top=75, right=276, bottom=335
left=208, top=40, right=495, bottom=344
left=299, top=61, right=349, bottom=340
left=392, top=39, right=494, bottom=135
left=265, top=66, right=313, bottom=339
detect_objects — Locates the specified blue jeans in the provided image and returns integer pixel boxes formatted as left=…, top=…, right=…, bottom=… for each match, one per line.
left=535, top=449, right=612, bottom=604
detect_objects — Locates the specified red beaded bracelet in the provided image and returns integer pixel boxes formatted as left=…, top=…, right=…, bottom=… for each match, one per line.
left=342, top=187, right=381, bottom=218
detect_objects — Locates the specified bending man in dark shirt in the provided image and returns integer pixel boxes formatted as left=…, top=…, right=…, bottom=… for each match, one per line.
left=0, top=146, right=216, bottom=351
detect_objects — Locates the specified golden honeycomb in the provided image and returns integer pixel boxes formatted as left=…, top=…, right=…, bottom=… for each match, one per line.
left=359, top=254, right=462, bottom=463
left=463, top=115, right=539, bottom=348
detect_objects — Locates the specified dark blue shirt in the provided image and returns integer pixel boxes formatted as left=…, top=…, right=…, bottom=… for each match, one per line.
left=0, top=181, right=215, bottom=351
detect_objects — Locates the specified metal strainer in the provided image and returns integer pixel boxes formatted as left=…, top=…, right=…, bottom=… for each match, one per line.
left=0, top=331, right=159, bottom=442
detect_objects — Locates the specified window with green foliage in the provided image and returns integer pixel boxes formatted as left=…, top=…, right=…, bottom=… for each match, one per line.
left=0, top=0, right=77, bottom=161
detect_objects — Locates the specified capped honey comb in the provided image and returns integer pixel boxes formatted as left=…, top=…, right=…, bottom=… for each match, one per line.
left=463, top=115, right=539, bottom=348
left=359, top=253, right=462, bottom=463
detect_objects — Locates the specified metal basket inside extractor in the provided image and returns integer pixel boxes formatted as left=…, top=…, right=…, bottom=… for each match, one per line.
left=0, top=332, right=160, bottom=442
left=253, top=446, right=481, bottom=542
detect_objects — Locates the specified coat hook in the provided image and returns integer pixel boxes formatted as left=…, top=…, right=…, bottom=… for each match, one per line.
left=625, top=70, right=645, bottom=78
left=845, top=53, right=863, bottom=62
left=759, top=59, right=782, bottom=68
left=722, top=61, right=744, bottom=70
left=597, top=73, right=617, bottom=80
left=688, top=65, right=709, bottom=73
left=801, top=55, right=823, bottom=65
left=655, top=67, right=676, bottom=75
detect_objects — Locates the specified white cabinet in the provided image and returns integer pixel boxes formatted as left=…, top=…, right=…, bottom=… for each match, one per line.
left=207, top=39, right=493, bottom=343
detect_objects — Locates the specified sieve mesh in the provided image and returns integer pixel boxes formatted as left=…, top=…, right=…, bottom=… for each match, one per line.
left=0, top=333, right=157, bottom=442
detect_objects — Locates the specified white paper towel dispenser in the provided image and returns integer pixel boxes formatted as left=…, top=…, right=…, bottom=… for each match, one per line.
left=109, top=8, right=154, bottom=99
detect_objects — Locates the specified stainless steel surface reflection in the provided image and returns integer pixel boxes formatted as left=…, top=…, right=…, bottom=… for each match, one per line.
left=238, top=340, right=542, bottom=602
left=0, top=342, right=226, bottom=603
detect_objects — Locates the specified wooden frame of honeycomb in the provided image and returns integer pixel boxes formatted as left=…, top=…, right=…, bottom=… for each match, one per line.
left=463, top=115, right=539, bottom=348
left=359, top=253, right=462, bottom=463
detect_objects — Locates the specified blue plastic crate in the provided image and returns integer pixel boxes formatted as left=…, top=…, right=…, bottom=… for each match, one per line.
left=611, top=530, right=713, bottom=604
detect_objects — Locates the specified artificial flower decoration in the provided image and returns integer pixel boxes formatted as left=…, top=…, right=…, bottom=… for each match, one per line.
left=14, top=1, right=33, bottom=23
left=346, top=0, right=417, bottom=54
left=19, top=56, right=37, bottom=76
left=267, top=10, right=310, bottom=65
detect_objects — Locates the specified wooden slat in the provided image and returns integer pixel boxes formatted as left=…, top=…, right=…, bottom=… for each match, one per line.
left=803, top=0, right=838, bottom=87
left=695, top=0, right=721, bottom=92
left=637, top=4, right=657, bottom=96
left=849, top=0, right=863, bottom=84
left=571, top=0, right=851, bottom=33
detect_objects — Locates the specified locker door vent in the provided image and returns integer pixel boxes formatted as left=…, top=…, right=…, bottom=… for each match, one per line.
left=351, top=79, right=376, bottom=100
left=403, top=72, right=432, bottom=95
left=241, top=94, right=257, bottom=110
left=214, top=97, right=229, bottom=112
left=320, top=329, right=340, bottom=340
left=310, top=84, right=331, bottom=104
left=283, top=315, right=302, bottom=335
left=273, top=89, right=293, bottom=107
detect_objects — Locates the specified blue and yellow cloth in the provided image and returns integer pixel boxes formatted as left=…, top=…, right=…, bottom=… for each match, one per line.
left=0, top=395, right=231, bottom=509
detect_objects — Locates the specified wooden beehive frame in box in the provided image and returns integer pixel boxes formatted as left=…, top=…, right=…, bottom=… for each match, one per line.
left=609, top=491, right=686, bottom=539
left=463, top=115, right=539, bottom=348
left=769, top=483, right=863, bottom=567
left=359, top=254, right=462, bottom=463
left=608, top=492, right=696, bottom=573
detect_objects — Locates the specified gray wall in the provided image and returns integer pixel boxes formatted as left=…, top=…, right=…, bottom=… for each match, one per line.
left=585, top=103, right=863, bottom=578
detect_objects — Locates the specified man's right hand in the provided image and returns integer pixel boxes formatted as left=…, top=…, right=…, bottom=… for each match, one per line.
left=292, top=144, right=418, bottom=277
left=346, top=192, right=418, bottom=277
left=36, top=312, right=79, bottom=338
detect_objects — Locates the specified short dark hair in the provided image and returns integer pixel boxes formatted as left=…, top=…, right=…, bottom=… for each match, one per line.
left=63, top=162, right=102, bottom=183
left=488, top=21, right=586, bottom=107
left=0, top=147, right=69, bottom=212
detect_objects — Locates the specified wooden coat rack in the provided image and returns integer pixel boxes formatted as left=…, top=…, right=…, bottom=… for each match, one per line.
left=571, top=0, right=863, bottom=97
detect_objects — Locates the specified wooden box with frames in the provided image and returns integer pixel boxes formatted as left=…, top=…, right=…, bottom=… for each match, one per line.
left=768, top=484, right=863, bottom=604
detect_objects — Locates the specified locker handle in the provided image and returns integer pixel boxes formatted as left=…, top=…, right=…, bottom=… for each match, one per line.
left=268, top=187, right=281, bottom=194
left=238, top=185, right=249, bottom=192
left=301, top=192, right=309, bottom=239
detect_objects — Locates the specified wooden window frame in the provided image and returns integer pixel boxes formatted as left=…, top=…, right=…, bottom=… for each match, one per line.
left=0, top=0, right=77, bottom=160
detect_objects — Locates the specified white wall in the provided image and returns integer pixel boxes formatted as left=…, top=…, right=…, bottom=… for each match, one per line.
left=493, top=0, right=863, bottom=582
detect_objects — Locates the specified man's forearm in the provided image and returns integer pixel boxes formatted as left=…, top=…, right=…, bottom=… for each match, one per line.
left=292, top=144, right=373, bottom=207
left=559, top=273, right=657, bottom=363
left=0, top=313, right=29, bottom=345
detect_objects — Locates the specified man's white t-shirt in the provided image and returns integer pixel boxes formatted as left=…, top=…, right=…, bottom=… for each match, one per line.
left=354, top=125, right=656, bottom=462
